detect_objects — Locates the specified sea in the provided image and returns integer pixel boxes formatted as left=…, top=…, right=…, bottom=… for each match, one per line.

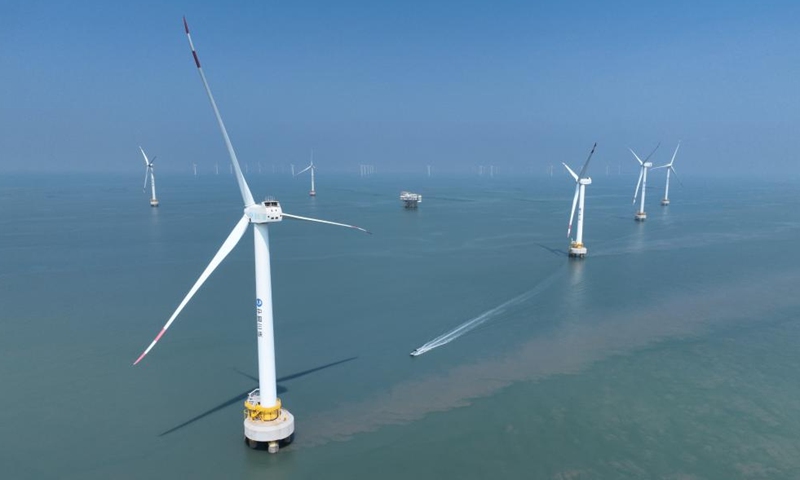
left=1, top=171, right=799, bottom=479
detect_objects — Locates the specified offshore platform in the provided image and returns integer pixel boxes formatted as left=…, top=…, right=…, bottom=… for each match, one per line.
left=400, top=191, right=422, bottom=208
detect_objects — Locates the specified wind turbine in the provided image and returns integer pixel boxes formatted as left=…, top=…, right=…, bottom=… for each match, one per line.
left=652, top=142, right=682, bottom=206
left=134, top=18, right=371, bottom=453
left=563, top=143, right=596, bottom=258
left=630, top=143, right=660, bottom=221
left=139, top=146, right=159, bottom=207
left=294, top=150, right=316, bottom=196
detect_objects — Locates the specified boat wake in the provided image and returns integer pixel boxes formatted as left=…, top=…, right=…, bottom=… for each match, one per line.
left=411, top=272, right=560, bottom=356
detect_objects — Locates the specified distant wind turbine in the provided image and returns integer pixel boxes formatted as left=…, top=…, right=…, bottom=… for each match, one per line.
left=139, top=146, right=159, bottom=207
left=294, top=150, right=316, bottom=196
left=630, top=143, right=660, bottom=221
left=563, top=143, right=596, bottom=257
left=652, top=142, right=682, bottom=206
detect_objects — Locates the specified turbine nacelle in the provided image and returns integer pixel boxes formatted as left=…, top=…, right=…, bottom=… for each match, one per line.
left=643, top=162, right=653, bottom=168
left=579, top=177, right=592, bottom=185
left=245, top=200, right=283, bottom=224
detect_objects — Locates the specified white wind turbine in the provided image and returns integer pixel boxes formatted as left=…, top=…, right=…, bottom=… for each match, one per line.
left=134, top=18, right=370, bottom=453
left=652, top=142, right=682, bottom=206
left=630, top=143, right=660, bottom=221
left=139, top=146, right=159, bottom=207
left=294, top=150, right=316, bottom=196
left=563, top=143, right=596, bottom=258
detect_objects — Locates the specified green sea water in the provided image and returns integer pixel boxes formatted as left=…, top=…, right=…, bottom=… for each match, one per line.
left=1, top=172, right=799, bottom=479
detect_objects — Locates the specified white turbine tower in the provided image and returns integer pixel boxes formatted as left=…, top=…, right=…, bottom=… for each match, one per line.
left=134, top=18, right=370, bottom=453
left=295, top=150, right=316, bottom=196
left=563, top=143, right=596, bottom=258
left=652, top=142, right=682, bottom=206
left=630, top=143, right=660, bottom=221
left=139, top=146, right=159, bottom=207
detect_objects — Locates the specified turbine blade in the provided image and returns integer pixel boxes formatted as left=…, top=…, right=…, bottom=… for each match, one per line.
left=282, top=212, right=371, bottom=234
left=577, top=142, right=596, bottom=179
left=633, top=169, right=644, bottom=204
left=628, top=148, right=644, bottom=165
left=183, top=17, right=255, bottom=207
left=143, top=166, right=150, bottom=191
left=150, top=156, right=157, bottom=166
left=295, top=164, right=312, bottom=176
left=669, top=141, right=681, bottom=166
left=670, top=166, right=683, bottom=186
left=139, top=146, right=150, bottom=166
left=643, top=142, right=661, bottom=163
left=562, top=162, right=579, bottom=182
left=133, top=214, right=251, bottom=365
left=567, top=184, right=579, bottom=238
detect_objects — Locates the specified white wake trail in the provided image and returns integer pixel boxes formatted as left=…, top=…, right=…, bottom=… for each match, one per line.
left=412, top=271, right=561, bottom=356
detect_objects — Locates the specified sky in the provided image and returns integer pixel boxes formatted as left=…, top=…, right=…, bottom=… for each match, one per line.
left=1, top=0, right=799, bottom=175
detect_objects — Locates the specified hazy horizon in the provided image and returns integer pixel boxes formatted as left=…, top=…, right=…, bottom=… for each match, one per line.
left=2, top=1, right=798, bottom=176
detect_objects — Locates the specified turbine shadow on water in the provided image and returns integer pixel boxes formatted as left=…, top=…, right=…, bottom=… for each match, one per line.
left=158, top=356, right=358, bottom=437
left=534, top=242, right=568, bottom=257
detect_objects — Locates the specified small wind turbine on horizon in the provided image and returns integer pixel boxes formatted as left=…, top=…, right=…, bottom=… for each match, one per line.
left=563, top=143, right=596, bottom=258
left=139, top=146, right=159, bottom=207
left=134, top=18, right=371, bottom=453
left=652, top=142, right=682, bottom=206
left=193, top=163, right=198, bottom=176
left=294, top=150, right=316, bottom=196
left=630, top=143, right=660, bottom=221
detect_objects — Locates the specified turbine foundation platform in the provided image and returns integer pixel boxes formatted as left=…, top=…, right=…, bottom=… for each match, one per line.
left=568, top=243, right=587, bottom=258
left=244, top=410, right=295, bottom=452
left=150, top=198, right=159, bottom=207
left=309, top=190, right=316, bottom=197
left=243, top=392, right=295, bottom=453
left=661, top=199, right=669, bottom=206
left=634, top=211, right=647, bottom=221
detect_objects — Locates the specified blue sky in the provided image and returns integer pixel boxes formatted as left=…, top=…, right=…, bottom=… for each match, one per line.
left=1, top=0, right=798, bottom=175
